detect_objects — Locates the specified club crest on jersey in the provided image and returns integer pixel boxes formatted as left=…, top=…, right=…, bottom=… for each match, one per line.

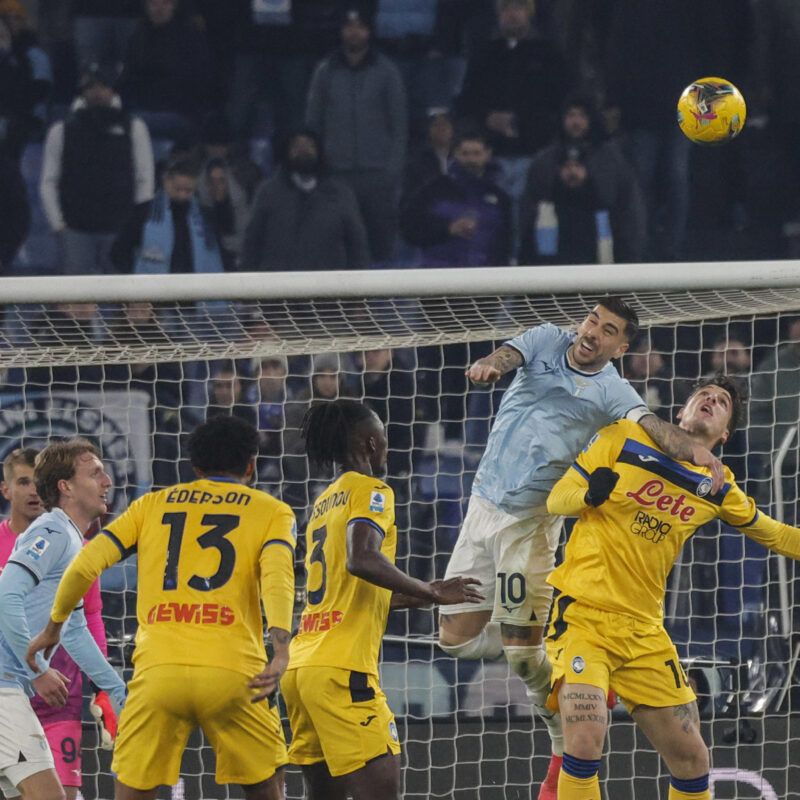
left=25, top=536, right=50, bottom=560
left=389, top=720, right=399, bottom=742
left=571, top=656, right=585, bottom=674
left=696, top=477, right=712, bottom=497
left=369, top=491, right=386, bottom=513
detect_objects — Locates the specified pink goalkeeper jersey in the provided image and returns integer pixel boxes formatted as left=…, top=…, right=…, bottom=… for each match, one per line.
left=0, top=519, right=107, bottom=723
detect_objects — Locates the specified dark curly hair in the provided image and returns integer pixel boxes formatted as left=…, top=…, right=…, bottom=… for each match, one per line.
left=187, top=415, right=259, bottom=477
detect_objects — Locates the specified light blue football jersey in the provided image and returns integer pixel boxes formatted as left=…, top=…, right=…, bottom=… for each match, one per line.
left=471, top=323, right=647, bottom=514
left=0, top=508, right=85, bottom=693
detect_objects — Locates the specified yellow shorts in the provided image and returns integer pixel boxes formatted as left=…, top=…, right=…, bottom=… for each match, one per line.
left=545, top=594, right=696, bottom=713
left=281, top=666, right=401, bottom=777
left=112, top=664, right=288, bottom=789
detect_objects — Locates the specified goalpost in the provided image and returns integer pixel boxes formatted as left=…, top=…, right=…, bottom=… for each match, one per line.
left=3, top=261, right=800, bottom=799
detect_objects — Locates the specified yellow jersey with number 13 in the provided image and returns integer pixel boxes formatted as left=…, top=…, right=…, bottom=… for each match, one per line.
left=51, top=478, right=297, bottom=678
left=289, top=470, right=397, bottom=676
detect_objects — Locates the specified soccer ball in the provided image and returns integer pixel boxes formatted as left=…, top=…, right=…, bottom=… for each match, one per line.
left=677, top=77, right=746, bottom=145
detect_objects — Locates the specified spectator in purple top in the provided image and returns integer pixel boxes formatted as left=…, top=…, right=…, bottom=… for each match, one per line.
left=400, top=124, right=511, bottom=268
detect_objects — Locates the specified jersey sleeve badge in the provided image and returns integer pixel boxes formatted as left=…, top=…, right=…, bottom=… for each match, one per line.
left=369, top=491, right=386, bottom=513
left=25, top=536, right=50, bottom=560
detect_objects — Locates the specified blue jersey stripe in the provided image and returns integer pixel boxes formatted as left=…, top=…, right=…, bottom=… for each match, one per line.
left=260, top=539, right=295, bottom=553
left=348, top=517, right=386, bottom=538
left=619, top=438, right=731, bottom=503
left=100, top=529, right=137, bottom=560
left=738, top=509, right=759, bottom=528
left=571, top=462, right=590, bottom=481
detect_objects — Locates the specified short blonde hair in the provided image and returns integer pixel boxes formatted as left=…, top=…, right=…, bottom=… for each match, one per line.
left=2, top=447, right=38, bottom=483
left=34, top=439, right=99, bottom=511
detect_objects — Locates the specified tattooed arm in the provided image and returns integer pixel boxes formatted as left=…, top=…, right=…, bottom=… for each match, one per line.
left=465, top=345, right=524, bottom=385
left=637, top=413, right=724, bottom=493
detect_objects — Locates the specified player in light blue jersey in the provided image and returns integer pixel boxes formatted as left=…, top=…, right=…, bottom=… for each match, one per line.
left=437, top=296, right=725, bottom=800
left=0, top=439, right=126, bottom=800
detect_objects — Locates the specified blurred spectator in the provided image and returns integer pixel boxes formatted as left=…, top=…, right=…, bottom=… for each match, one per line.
left=621, top=336, right=672, bottom=414
left=400, top=125, right=511, bottom=267
left=605, top=0, right=700, bottom=261
left=375, top=0, right=453, bottom=138
left=455, top=0, right=568, bottom=211
left=255, top=354, right=291, bottom=482
left=306, top=4, right=408, bottom=264
left=519, top=145, right=619, bottom=265
left=40, top=62, right=154, bottom=275
left=0, top=15, right=39, bottom=162
left=402, top=106, right=454, bottom=202
left=110, top=154, right=225, bottom=275
left=205, top=359, right=257, bottom=427
left=197, top=111, right=263, bottom=203
left=103, top=301, right=184, bottom=489
left=72, top=0, right=140, bottom=70
left=0, top=151, right=29, bottom=272
left=197, top=157, right=250, bottom=270
left=228, top=0, right=341, bottom=142
left=0, top=0, right=53, bottom=135
left=117, top=0, right=212, bottom=141
left=354, top=347, right=416, bottom=478
left=25, top=302, right=103, bottom=393
left=748, top=318, right=800, bottom=512
left=519, top=95, right=646, bottom=264
left=240, top=129, right=370, bottom=271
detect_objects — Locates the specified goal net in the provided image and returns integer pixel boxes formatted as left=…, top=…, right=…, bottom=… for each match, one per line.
left=3, top=262, right=800, bottom=799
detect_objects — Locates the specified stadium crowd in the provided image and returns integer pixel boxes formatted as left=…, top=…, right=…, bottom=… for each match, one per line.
left=0, top=0, right=796, bottom=276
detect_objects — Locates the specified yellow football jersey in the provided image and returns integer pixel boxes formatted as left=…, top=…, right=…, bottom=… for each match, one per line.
left=547, top=419, right=800, bottom=624
left=288, top=471, right=397, bottom=675
left=52, top=478, right=297, bottom=677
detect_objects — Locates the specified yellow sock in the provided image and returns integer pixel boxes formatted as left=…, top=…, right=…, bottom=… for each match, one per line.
left=558, top=769, right=601, bottom=800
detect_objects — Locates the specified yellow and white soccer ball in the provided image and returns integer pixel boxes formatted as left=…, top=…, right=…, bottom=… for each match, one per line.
left=677, top=77, right=746, bottom=145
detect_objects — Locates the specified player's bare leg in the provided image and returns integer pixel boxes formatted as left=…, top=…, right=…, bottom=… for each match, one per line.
left=501, top=623, right=563, bottom=800
left=64, top=788, right=77, bottom=800
left=557, top=681, right=607, bottom=800
left=241, top=770, right=287, bottom=800
left=113, top=781, right=158, bottom=800
left=345, top=752, right=400, bottom=800
left=301, top=762, right=349, bottom=800
left=301, top=755, right=400, bottom=800
left=438, top=609, right=504, bottom=663
left=17, top=768, right=66, bottom=800
left=633, top=703, right=710, bottom=798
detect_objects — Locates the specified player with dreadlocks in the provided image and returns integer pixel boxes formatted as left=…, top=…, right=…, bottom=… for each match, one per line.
left=279, top=399, right=482, bottom=800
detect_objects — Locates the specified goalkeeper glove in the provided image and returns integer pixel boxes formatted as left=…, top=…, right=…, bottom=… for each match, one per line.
left=584, top=467, right=619, bottom=507
left=89, top=690, right=118, bottom=750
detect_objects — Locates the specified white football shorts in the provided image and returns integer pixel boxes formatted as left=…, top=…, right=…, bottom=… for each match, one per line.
left=442, top=495, right=563, bottom=626
left=0, top=687, right=55, bottom=797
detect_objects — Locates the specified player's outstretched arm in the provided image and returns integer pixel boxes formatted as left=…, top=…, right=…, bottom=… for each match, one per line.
left=465, top=344, right=523, bottom=385
left=347, top=521, right=484, bottom=607
left=637, top=413, right=724, bottom=493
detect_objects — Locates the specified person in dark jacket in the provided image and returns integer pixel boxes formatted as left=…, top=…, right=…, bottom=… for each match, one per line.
left=40, top=62, right=154, bottom=275
left=0, top=152, right=29, bottom=273
left=519, top=97, right=646, bottom=264
left=240, top=129, right=370, bottom=270
left=400, top=125, right=512, bottom=268
left=306, top=4, right=407, bottom=264
left=117, top=0, right=212, bottom=140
